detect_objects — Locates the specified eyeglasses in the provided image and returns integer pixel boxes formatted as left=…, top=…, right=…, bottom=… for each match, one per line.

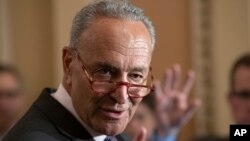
left=0, top=89, right=21, bottom=99
left=73, top=48, right=154, bottom=98
left=231, top=90, right=250, bottom=99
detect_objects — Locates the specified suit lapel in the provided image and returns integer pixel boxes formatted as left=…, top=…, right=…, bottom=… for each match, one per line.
left=34, top=88, right=128, bottom=141
left=34, top=88, right=94, bottom=141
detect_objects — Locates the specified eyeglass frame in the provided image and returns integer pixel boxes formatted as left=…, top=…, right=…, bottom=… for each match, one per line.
left=230, top=90, right=250, bottom=100
left=72, top=48, right=154, bottom=98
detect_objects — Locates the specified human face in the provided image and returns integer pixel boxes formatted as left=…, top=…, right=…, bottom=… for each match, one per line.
left=125, top=103, right=156, bottom=140
left=63, top=17, right=152, bottom=135
left=229, top=65, right=250, bottom=124
left=0, top=73, right=22, bottom=134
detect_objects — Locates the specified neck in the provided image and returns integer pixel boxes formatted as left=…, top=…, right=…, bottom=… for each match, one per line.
left=62, top=80, right=71, bottom=95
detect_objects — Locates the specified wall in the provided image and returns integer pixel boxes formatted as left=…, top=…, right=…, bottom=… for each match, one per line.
left=211, top=0, right=250, bottom=136
left=51, top=0, right=89, bottom=85
left=0, top=0, right=55, bottom=111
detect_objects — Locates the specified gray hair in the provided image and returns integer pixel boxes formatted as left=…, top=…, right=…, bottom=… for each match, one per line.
left=69, top=0, right=155, bottom=49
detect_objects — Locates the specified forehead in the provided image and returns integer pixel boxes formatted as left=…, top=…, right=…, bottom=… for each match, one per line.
left=234, top=66, right=250, bottom=91
left=80, top=17, right=151, bottom=47
left=77, top=17, right=152, bottom=69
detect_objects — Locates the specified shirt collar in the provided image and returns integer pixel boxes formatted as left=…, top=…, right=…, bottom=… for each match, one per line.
left=51, top=84, right=106, bottom=141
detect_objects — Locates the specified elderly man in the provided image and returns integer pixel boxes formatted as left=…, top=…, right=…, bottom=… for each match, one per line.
left=3, top=0, right=199, bottom=141
left=0, top=64, right=24, bottom=140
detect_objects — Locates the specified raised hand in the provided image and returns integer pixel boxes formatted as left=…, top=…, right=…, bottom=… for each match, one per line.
left=153, top=64, right=201, bottom=136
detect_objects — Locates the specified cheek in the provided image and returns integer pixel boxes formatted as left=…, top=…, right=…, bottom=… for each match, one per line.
left=71, top=68, right=92, bottom=101
left=232, top=99, right=244, bottom=108
left=71, top=91, right=99, bottom=125
left=0, top=99, right=15, bottom=110
left=130, top=97, right=143, bottom=105
left=129, top=98, right=143, bottom=118
left=232, top=100, right=247, bottom=115
left=13, top=97, right=22, bottom=105
left=238, top=103, right=250, bottom=112
left=70, top=74, right=95, bottom=116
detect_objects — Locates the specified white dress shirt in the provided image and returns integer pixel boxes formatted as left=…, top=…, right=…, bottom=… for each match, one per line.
left=51, top=84, right=106, bottom=141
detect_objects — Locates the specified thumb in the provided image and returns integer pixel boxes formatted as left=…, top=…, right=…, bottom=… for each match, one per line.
left=133, top=127, right=147, bottom=141
left=180, top=98, right=202, bottom=125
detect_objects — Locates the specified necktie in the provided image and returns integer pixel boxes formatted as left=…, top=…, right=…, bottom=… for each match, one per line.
left=104, top=136, right=117, bottom=141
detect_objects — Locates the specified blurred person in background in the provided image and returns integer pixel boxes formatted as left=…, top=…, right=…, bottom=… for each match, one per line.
left=0, top=64, right=24, bottom=140
left=192, top=53, right=250, bottom=141
left=228, top=53, right=250, bottom=125
left=125, top=94, right=156, bottom=140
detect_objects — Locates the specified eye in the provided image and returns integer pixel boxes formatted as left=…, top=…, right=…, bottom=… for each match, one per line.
left=97, top=68, right=110, bottom=75
left=93, top=68, right=112, bottom=80
left=129, top=73, right=144, bottom=82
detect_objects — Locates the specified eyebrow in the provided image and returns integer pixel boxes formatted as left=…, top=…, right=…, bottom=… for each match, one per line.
left=91, top=61, right=149, bottom=73
left=130, top=67, right=149, bottom=74
left=91, top=62, right=119, bottom=72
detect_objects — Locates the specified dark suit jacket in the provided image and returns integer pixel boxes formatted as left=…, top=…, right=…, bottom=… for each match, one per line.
left=3, top=88, right=128, bottom=141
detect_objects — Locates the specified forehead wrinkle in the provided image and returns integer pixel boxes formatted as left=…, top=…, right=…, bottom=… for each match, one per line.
left=86, top=41, right=151, bottom=57
left=79, top=20, right=151, bottom=48
left=130, top=66, right=149, bottom=73
left=83, top=50, right=150, bottom=71
left=93, top=60, right=149, bottom=73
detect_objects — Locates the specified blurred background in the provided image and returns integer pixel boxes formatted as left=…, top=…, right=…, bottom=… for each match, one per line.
left=0, top=0, right=249, bottom=140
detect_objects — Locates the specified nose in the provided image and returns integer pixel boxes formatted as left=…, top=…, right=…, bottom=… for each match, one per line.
left=110, top=84, right=129, bottom=104
left=0, top=98, right=11, bottom=111
left=0, top=98, right=8, bottom=106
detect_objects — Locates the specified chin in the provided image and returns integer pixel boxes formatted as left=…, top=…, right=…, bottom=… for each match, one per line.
left=93, top=119, right=128, bottom=135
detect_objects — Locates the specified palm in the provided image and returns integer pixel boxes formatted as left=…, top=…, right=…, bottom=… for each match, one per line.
left=153, top=64, right=200, bottom=135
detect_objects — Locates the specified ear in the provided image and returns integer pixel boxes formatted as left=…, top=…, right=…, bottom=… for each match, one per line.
left=62, top=47, right=74, bottom=86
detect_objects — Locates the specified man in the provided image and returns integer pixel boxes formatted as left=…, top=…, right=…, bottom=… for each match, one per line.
left=0, top=64, right=24, bottom=140
left=228, top=53, right=250, bottom=125
left=3, top=0, right=200, bottom=141
left=125, top=94, right=156, bottom=140
left=192, top=53, right=250, bottom=141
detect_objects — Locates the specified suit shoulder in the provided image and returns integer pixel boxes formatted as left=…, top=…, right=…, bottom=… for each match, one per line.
left=3, top=131, right=64, bottom=141
left=3, top=106, right=68, bottom=141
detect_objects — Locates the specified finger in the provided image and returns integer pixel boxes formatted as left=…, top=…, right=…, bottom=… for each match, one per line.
left=172, top=64, right=181, bottom=90
left=163, top=68, right=172, bottom=92
left=153, top=81, right=167, bottom=113
left=179, top=98, right=201, bottom=126
left=133, top=127, right=147, bottom=141
left=154, top=80, right=162, bottom=101
left=182, top=70, right=195, bottom=95
left=177, top=94, right=188, bottom=110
